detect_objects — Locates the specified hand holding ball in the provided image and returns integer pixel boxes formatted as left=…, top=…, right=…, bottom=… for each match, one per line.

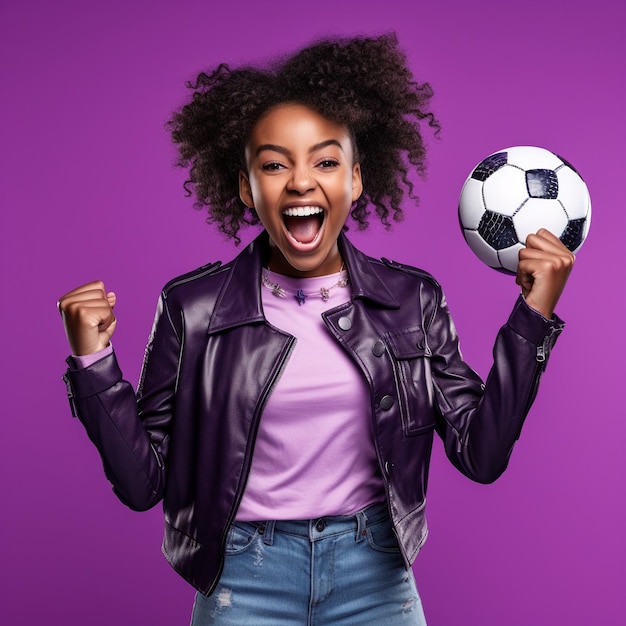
left=458, top=146, right=591, bottom=274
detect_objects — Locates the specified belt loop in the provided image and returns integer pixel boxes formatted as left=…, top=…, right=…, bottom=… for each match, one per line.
left=355, top=509, right=367, bottom=543
left=262, top=519, right=276, bottom=546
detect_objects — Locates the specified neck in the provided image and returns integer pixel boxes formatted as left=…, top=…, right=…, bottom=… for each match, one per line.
left=266, top=244, right=343, bottom=277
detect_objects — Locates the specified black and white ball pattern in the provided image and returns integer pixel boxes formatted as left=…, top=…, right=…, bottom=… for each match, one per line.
left=458, top=146, right=591, bottom=274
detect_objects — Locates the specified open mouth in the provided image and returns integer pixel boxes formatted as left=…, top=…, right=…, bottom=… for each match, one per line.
left=282, top=206, right=325, bottom=245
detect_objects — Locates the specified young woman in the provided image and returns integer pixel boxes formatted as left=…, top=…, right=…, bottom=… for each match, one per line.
left=58, top=34, right=573, bottom=625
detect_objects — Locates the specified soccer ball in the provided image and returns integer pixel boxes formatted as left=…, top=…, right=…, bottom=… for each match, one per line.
left=458, top=146, right=591, bottom=274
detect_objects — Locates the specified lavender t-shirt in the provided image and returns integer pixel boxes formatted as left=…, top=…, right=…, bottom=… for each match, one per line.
left=236, top=270, right=386, bottom=521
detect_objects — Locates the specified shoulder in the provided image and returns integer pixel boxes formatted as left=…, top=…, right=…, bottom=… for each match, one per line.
left=367, top=253, right=444, bottom=303
left=160, top=260, right=229, bottom=311
left=341, top=234, right=442, bottom=295
left=162, top=261, right=223, bottom=295
left=378, top=256, right=442, bottom=292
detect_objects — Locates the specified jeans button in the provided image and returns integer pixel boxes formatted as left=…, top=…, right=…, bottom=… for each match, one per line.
left=316, top=519, right=327, bottom=532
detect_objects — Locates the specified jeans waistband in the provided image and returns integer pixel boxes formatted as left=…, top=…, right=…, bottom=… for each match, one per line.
left=240, top=500, right=390, bottom=546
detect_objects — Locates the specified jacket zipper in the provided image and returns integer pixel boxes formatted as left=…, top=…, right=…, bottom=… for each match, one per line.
left=62, top=373, right=78, bottom=418
left=207, top=334, right=296, bottom=596
left=514, top=327, right=560, bottom=441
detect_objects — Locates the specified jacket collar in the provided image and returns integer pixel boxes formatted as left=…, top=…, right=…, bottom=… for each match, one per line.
left=208, top=230, right=399, bottom=334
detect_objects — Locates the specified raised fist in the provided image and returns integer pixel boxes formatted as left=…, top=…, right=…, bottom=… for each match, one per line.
left=58, top=280, right=117, bottom=355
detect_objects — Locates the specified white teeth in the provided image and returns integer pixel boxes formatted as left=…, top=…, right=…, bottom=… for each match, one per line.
left=282, top=206, right=323, bottom=217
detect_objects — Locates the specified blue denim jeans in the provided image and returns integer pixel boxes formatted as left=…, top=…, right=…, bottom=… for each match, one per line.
left=190, top=501, right=427, bottom=625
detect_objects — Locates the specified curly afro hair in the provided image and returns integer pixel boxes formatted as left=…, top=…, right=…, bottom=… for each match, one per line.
left=168, top=33, right=440, bottom=242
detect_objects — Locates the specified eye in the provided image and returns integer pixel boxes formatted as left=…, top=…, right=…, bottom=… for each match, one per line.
left=317, top=159, right=339, bottom=169
left=261, top=161, right=285, bottom=171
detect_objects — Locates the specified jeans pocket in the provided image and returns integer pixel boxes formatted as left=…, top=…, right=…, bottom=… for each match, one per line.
left=366, top=517, right=401, bottom=554
left=224, top=522, right=260, bottom=555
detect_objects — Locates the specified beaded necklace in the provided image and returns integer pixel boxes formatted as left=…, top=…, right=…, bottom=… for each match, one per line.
left=261, top=266, right=349, bottom=306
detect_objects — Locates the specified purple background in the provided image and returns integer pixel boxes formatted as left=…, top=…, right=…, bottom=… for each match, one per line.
left=2, top=1, right=624, bottom=624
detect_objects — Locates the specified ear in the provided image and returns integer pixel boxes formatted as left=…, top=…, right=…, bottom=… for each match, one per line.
left=351, top=162, right=363, bottom=202
left=239, top=170, right=254, bottom=208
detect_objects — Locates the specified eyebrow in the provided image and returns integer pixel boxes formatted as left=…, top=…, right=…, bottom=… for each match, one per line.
left=255, top=139, right=344, bottom=157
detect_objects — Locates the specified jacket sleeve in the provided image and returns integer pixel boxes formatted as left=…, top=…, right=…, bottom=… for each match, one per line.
left=430, top=293, right=564, bottom=484
left=62, top=293, right=181, bottom=510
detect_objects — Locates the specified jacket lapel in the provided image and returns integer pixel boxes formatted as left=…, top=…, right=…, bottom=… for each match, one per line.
left=207, top=230, right=399, bottom=335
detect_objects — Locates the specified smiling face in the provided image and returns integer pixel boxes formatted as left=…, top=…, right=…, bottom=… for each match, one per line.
left=239, top=104, right=363, bottom=277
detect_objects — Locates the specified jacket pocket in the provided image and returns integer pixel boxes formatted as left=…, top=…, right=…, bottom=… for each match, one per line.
left=385, top=326, right=436, bottom=436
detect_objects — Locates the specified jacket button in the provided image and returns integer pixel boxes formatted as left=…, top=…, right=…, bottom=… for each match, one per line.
left=380, top=395, right=394, bottom=410
left=372, top=340, right=385, bottom=357
left=337, top=316, right=352, bottom=331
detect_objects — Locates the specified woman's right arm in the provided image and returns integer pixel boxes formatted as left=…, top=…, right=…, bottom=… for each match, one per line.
left=59, top=281, right=180, bottom=511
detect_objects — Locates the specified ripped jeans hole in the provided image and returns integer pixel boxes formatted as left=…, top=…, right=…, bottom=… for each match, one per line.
left=401, top=597, right=416, bottom=613
left=253, top=543, right=264, bottom=567
left=210, top=588, right=233, bottom=617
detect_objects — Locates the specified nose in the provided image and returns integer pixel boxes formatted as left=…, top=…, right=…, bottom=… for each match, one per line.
left=287, top=165, right=316, bottom=194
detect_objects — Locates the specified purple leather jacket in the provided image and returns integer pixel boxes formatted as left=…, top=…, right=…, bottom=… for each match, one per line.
left=63, top=232, right=564, bottom=595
